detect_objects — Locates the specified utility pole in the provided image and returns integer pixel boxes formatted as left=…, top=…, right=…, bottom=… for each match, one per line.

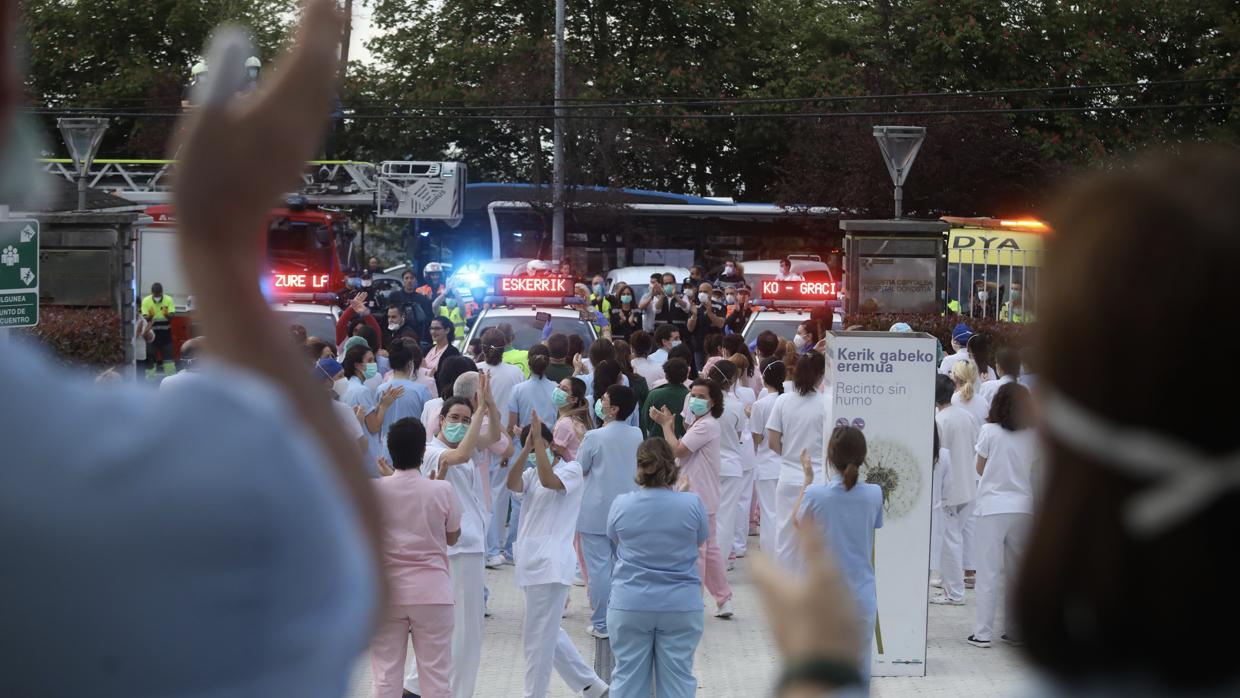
left=339, top=0, right=354, bottom=79
left=551, top=0, right=566, bottom=264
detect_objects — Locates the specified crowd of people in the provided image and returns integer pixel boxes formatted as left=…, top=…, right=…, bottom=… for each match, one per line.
left=6, top=3, right=1239, bottom=698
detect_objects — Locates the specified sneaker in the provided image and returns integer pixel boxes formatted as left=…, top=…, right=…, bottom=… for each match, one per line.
left=485, top=554, right=506, bottom=569
left=1001, top=634, right=1024, bottom=647
left=929, top=574, right=943, bottom=588
left=582, top=680, right=610, bottom=697
left=726, top=560, right=735, bottom=571
left=966, top=635, right=992, bottom=648
left=964, top=577, right=976, bottom=590
left=502, top=554, right=516, bottom=566
left=573, top=574, right=586, bottom=587
left=402, top=691, right=421, bottom=698
left=586, top=624, right=609, bottom=640
left=929, top=593, right=965, bottom=606
left=714, top=600, right=734, bottom=619
left=734, top=549, right=747, bottom=558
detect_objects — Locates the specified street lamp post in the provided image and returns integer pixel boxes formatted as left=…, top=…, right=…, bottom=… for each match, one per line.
left=872, top=125, right=925, bottom=219
left=57, top=117, right=109, bottom=211
left=551, top=0, right=566, bottom=264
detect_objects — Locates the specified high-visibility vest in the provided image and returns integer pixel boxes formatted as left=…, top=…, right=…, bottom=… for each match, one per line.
left=1001, top=303, right=1034, bottom=323
left=589, top=293, right=612, bottom=334
left=438, top=305, right=465, bottom=339
left=417, top=283, right=446, bottom=299
left=503, top=348, right=530, bottom=378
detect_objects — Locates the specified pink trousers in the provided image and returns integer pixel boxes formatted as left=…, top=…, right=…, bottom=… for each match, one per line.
left=370, top=603, right=455, bottom=698
left=698, top=513, right=733, bottom=606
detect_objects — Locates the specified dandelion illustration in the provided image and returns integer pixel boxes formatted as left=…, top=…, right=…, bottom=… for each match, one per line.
left=860, top=436, right=923, bottom=519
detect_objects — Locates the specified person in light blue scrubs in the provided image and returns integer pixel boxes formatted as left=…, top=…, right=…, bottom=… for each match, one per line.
left=606, top=438, right=710, bottom=698
left=577, top=384, right=644, bottom=638
left=376, top=338, right=432, bottom=448
left=796, top=426, right=884, bottom=686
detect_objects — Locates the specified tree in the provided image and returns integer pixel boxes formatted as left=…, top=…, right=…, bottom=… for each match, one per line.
left=23, top=0, right=295, bottom=157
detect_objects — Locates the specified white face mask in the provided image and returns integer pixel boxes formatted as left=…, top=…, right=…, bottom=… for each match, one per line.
left=977, top=291, right=989, bottom=302
left=1042, top=390, right=1240, bottom=537
left=332, top=378, right=349, bottom=398
left=698, top=292, right=710, bottom=304
left=388, top=322, right=401, bottom=331
left=793, top=334, right=807, bottom=350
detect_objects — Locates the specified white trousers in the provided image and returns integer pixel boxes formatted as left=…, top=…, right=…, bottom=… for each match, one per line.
left=774, top=480, right=805, bottom=572
left=972, top=513, right=1032, bottom=641
left=715, top=474, right=745, bottom=559
left=938, top=500, right=973, bottom=602
left=755, top=478, right=778, bottom=557
left=929, top=463, right=948, bottom=572
left=404, top=553, right=486, bottom=698
left=732, top=468, right=756, bottom=555
left=522, top=583, right=600, bottom=698
left=962, top=506, right=977, bottom=570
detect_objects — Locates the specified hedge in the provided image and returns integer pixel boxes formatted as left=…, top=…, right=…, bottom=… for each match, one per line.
left=841, top=313, right=1035, bottom=351
left=19, top=306, right=126, bottom=367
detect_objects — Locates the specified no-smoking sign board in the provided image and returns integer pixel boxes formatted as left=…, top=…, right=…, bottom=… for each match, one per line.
left=0, top=218, right=40, bottom=328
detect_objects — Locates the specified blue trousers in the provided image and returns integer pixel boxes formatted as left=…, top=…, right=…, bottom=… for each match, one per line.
left=606, top=608, right=702, bottom=698
left=579, top=532, right=617, bottom=632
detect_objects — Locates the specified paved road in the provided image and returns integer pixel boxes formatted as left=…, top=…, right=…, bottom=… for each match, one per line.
left=347, top=542, right=1033, bottom=697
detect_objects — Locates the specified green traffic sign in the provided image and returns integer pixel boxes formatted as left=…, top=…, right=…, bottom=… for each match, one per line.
left=0, top=218, right=39, bottom=328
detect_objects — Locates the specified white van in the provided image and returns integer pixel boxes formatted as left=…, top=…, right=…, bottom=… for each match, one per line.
left=605, top=265, right=692, bottom=301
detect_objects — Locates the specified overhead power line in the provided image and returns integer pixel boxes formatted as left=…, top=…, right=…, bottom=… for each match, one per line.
left=24, top=100, right=1240, bottom=121
left=28, top=77, right=1240, bottom=113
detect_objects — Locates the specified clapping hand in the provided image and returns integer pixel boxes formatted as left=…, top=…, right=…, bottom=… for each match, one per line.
left=379, top=384, right=405, bottom=407
left=648, top=405, right=674, bottom=426
left=799, top=449, right=814, bottom=484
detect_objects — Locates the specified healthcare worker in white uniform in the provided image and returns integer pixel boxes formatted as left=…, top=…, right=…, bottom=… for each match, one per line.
left=706, top=361, right=748, bottom=561
left=507, top=412, right=609, bottom=698
left=932, top=374, right=982, bottom=605
left=749, top=358, right=786, bottom=558
left=766, top=350, right=830, bottom=571
left=968, top=382, right=1037, bottom=648
left=404, top=376, right=500, bottom=698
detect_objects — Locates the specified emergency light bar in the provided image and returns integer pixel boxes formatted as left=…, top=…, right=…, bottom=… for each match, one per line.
left=498, top=276, right=572, bottom=297
left=761, top=279, right=839, bottom=301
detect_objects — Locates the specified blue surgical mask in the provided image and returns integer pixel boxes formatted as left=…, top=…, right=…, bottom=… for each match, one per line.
left=621, top=294, right=632, bottom=304
left=688, top=396, right=709, bottom=416
left=446, top=298, right=458, bottom=308
left=663, top=284, right=675, bottom=295
left=364, top=362, right=378, bottom=378
left=594, top=398, right=606, bottom=421
left=593, top=283, right=604, bottom=295
left=443, top=422, right=468, bottom=443
left=552, top=388, right=569, bottom=408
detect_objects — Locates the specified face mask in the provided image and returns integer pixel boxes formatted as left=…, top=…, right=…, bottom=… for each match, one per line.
left=247, top=67, right=260, bottom=80
left=446, top=298, right=458, bottom=308
left=332, top=378, right=349, bottom=398
left=1010, top=290, right=1021, bottom=302
left=388, top=322, right=401, bottom=331
left=552, top=388, right=569, bottom=408
left=594, top=398, right=606, bottom=421
left=1041, top=390, right=1240, bottom=537
left=977, top=291, right=989, bottom=302
left=698, top=292, right=710, bottom=304
left=364, top=362, right=378, bottom=379
left=593, top=284, right=604, bottom=295
left=725, top=265, right=735, bottom=274
left=688, top=396, right=710, bottom=416
left=621, top=294, right=632, bottom=304
left=663, top=284, right=675, bottom=295
left=726, top=295, right=736, bottom=305
left=793, top=334, right=807, bottom=350
left=671, top=339, right=682, bottom=348
left=442, top=422, right=468, bottom=443
left=527, top=448, right=554, bottom=467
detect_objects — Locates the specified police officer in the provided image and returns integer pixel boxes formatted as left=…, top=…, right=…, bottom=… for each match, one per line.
left=1001, top=281, right=1035, bottom=323
left=431, top=288, right=467, bottom=341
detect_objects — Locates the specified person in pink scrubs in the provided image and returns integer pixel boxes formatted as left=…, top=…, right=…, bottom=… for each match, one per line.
left=369, top=418, right=462, bottom=698
left=649, top=378, right=735, bottom=619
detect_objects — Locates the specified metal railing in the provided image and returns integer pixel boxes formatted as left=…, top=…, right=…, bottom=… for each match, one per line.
left=947, top=247, right=1041, bottom=323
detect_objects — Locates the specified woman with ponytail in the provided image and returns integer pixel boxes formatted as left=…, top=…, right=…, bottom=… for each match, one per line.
left=794, top=426, right=884, bottom=686
left=951, top=359, right=989, bottom=425
left=749, top=358, right=785, bottom=557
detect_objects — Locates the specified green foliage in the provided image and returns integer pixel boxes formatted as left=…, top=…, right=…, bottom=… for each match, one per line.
left=841, top=313, right=1033, bottom=353
left=20, top=307, right=126, bottom=367
left=23, top=0, right=295, bottom=157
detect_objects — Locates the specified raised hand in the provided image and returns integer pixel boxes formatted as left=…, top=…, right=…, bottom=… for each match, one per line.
left=800, top=449, right=814, bottom=484
left=173, top=0, right=343, bottom=277
left=379, top=384, right=405, bottom=407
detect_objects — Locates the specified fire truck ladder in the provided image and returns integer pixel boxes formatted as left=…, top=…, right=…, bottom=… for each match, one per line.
left=39, top=159, right=379, bottom=206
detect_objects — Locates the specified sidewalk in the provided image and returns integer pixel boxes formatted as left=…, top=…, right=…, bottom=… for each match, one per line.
left=347, top=549, right=1032, bottom=697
